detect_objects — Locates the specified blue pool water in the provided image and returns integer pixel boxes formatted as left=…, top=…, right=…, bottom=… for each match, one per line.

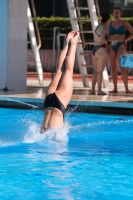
left=0, top=107, right=133, bottom=200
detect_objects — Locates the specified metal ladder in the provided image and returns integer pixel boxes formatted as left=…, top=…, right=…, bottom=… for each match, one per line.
left=66, top=0, right=109, bottom=88
left=27, top=0, right=44, bottom=86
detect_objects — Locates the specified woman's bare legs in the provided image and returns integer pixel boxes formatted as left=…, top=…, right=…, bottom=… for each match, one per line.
left=109, top=47, right=118, bottom=93
left=97, top=53, right=108, bottom=95
left=46, top=31, right=75, bottom=96
left=117, top=45, right=132, bottom=93
left=90, top=48, right=108, bottom=95
left=55, top=31, right=79, bottom=107
left=90, top=56, right=97, bottom=94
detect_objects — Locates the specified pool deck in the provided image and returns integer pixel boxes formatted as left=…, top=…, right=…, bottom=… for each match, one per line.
left=0, top=77, right=133, bottom=114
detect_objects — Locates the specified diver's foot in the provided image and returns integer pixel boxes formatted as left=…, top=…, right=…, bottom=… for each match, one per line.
left=109, top=89, right=118, bottom=93
left=89, top=90, right=96, bottom=95
left=70, top=31, right=79, bottom=44
left=66, top=31, right=75, bottom=42
left=126, top=89, right=132, bottom=94
left=97, top=90, right=107, bottom=95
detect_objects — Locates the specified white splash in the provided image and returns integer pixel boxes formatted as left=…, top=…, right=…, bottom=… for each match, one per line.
left=0, top=139, right=16, bottom=147
left=23, top=121, right=69, bottom=146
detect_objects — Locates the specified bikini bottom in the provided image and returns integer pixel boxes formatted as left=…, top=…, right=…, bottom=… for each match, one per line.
left=92, top=44, right=106, bottom=56
left=42, top=93, right=65, bottom=130
left=111, top=42, right=125, bottom=52
left=44, top=93, right=65, bottom=113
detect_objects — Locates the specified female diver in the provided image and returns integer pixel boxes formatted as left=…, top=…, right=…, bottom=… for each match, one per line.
left=40, top=31, right=79, bottom=133
left=109, top=7, right=133, bottom=93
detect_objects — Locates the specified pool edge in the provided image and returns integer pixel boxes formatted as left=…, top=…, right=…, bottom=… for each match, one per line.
left=0, top=96, right=133, bottom=115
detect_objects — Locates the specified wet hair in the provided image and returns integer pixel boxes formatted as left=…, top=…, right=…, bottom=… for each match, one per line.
left=101, top=12, right=110, bottom=23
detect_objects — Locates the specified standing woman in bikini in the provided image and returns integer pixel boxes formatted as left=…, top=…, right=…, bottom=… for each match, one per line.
left=90, top=13, right=114, bottom=95
left=109, top=7, right=133, bottom=93
left=40, top=31, right=79, bottom=133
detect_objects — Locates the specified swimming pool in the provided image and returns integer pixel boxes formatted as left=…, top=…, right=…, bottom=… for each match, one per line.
left=0, top=107, right=133, bottom=200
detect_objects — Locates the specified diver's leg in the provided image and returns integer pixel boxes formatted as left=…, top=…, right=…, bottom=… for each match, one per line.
left=46, top=31, right=75, bottom=95
left=55, top=31, right=79, bottom=107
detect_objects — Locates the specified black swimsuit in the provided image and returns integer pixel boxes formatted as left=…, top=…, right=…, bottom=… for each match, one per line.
left=44, top=93, right=65, bottom=113
left=92, top=44, right=106, bottom=56
left=42, top=93, right=65, bottom=131
left=92, top=25, right=107, bottom=56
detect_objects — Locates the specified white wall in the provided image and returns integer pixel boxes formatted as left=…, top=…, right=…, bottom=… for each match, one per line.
left=0, top=0, right=27, bottom=91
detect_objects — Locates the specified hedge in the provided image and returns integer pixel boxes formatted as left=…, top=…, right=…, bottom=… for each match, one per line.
left=34, top=16, right=133, bottom=49
left=35, top=16, right=133, bottom=29
left=36, top=16, right=71, bottom=29
left=34, top=16, right=133, bottom=39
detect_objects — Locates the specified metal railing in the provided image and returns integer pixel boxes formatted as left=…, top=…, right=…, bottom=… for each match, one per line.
left=30, top=0, right=41, bottom=50
left=27, top=0, right=44, bottom=85
left=95, top=0, right=101, bottom=23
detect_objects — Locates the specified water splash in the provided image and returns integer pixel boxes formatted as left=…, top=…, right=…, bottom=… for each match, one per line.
left=23, top=121, right=69, bottom=146
left=0, top=96, right=38, bottom=109
left=0, top=122, right=69, bottom=148
left=65, top=100, right=82, bottom=122
left=68, top=116, right=133, bottom=133
left=0, top=139, right=16, bottom=147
